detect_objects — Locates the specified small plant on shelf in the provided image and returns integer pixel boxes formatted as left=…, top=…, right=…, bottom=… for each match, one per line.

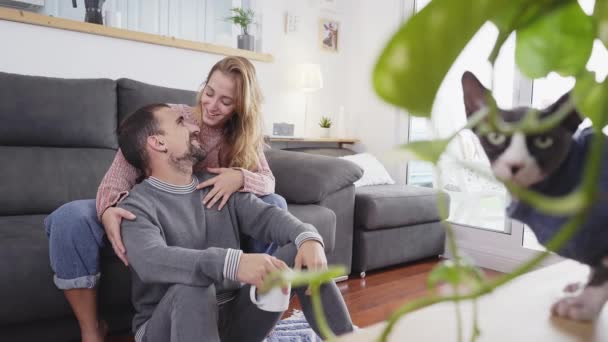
left=319, top=116, right=332, bottom=128
left=225, top=7, right=256, bottom=51
left=226, top=7, right=255, bottom=35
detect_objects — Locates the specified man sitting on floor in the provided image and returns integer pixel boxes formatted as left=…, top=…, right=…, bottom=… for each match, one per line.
left=116, top=104, right=353, bottom=342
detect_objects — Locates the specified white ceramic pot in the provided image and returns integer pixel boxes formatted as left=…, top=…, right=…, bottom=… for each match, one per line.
left=320, top=127, right=330, bottom=138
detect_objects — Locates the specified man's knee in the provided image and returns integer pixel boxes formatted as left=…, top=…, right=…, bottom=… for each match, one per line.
left=167, top=284, right=217, bottom=312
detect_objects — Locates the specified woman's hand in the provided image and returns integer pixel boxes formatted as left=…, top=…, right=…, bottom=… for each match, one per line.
left=101, top=207, right=136, bottom=266
left=198, top=167, right=244, bottom=210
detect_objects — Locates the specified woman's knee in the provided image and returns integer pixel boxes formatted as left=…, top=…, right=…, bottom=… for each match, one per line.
left=259, top=193, right=287, bottom=210
left=45, top=199, right=103, bottom=245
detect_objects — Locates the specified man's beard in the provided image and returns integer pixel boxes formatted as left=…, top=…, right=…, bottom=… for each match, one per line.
left=169, top=137, right=206, bottom=174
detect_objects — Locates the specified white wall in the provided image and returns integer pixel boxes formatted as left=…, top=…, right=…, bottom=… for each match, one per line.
left=1, top=0, right=424, bottom=183
left=256, top=0, right=349, bottom=137
left=341, top=0, right=414, bottom=184
left=0, top=0, right=348, bottom=137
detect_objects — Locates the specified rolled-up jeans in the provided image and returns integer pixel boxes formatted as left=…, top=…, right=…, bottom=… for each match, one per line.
left=44, top=194, right=288, bottom=290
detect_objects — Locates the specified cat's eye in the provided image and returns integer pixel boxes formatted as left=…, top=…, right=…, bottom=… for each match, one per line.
left=534, top=136, right=553, bottom=149
left=486, top=132, right=506, bottom=146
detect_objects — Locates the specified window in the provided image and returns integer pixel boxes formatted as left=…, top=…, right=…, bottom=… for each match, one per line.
left=403, top=0, right=568, bottom=272
left=406, top=117, right=433, bottom=187
left=41, top=0, right=241, bottom=46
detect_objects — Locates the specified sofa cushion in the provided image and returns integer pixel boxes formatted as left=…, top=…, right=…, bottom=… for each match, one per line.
left=352, top=221, right=446, bottom=272
left=117, top=79, right=197, bottom=123
left=287, top=204, right=336, bottom=253
left=0, top=72, right=117, bottom=149
left=0, top=147, right=115, bottom=216
left=0, top=215, right=132, bottom=326
left=284, top=147, right=355, bottom=158
left=355, top=185, right=448, bottom=230
left=266, top=149, right=363, bottom=204
left=340, top=153, right=396, bottom=187
left=0, top=215, right=72, bottom=325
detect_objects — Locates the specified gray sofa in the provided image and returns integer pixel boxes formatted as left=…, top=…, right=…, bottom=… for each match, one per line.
left=283, top=148, right=448, bottom=277
left=0, top=71, right=362, bottom=341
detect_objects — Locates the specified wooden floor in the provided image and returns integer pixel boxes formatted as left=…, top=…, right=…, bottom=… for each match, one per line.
left=286, top=256, right=501, bottom=328
left=108, top=257, right=501, bottom=341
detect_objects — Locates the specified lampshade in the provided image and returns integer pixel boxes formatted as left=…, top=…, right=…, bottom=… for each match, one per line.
left=298, top=63, right=323, bottom=92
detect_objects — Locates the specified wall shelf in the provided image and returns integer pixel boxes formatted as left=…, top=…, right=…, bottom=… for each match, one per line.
left=0, top=7, right=274, bottom=63
left=267, top=137, right=359, bottom=149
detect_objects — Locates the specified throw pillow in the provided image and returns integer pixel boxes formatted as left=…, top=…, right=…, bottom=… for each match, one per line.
left=340, top=153, right=395, bottom=187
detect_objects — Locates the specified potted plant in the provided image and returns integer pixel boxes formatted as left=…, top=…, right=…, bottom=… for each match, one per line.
left=318, top=116, right=332, bottom=138
left=72, top=0, right=106, bottom=25
left=226, top=7, right=256, bottom=51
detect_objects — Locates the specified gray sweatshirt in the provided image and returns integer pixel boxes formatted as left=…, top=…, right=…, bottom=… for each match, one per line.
left=119, top=173, right=322, bottom=332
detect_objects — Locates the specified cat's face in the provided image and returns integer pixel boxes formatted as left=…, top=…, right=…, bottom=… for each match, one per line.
left=461, top=71, right=582, bottom=187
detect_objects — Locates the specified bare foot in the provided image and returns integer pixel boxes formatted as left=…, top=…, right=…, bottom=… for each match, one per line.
left=81, top=320, right=108, bottom=342
left=551, top=284, right=608, bottom=321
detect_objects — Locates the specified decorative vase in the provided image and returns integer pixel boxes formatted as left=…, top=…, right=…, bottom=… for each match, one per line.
left=238, top=34, right=255, bottom=51
left=72, top=0, right=106, bottom=25
left=320, top=127, right=330, bottom=138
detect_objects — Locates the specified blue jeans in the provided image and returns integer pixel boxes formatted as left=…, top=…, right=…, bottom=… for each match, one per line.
left=44, top=193, right=288, bottom=290
left=244, top=194, right=288, bottom=255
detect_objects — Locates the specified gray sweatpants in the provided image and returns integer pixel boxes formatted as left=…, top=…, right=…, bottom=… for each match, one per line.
left=141, top=243, right=354, bottom=342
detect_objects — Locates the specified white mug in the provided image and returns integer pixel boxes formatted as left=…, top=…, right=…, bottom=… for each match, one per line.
left=249, top=283, right=291, bottom=312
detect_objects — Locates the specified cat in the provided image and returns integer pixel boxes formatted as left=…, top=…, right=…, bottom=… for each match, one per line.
left=461, top=71, right=608, bottom=321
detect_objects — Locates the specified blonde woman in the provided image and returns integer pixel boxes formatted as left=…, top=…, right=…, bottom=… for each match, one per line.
left=44, top=56, right=286, bottom=342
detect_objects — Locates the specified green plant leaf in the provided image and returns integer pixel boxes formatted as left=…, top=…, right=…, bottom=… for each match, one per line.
left=319, top=116, right=332, bottom=128
left=505, top=181, right=588, bottom=215
left=492, top=1, right=539, bottom=32
left=574, top=71, right=608, bottom=129
left=226, top=7, right=255, bottom=33
left=399, top=137, right=451, bottom=164
left=258, top=266, right=346, bottom=292
left=373, top=0, right=517, bottom=117
left=427, top=260, right=484, bottom=289
left=516, top=2, right=594, bottom=78
left=428, top=261, right=461, bottom=288
left=596, top=0, right=608, bottom=47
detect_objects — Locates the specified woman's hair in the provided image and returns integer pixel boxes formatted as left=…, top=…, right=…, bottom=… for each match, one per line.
left=195, top=56, right=264, bottom=171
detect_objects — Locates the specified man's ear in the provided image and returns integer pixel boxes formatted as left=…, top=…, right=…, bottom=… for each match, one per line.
left=545, top=92, right=582, bottom=133
left=461, top=71, right=490, bottom=118
left=147, top=135, right=167, bottom=153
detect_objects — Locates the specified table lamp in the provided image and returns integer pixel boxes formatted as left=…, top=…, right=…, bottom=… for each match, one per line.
left=298, top=63, right=323, bottom=136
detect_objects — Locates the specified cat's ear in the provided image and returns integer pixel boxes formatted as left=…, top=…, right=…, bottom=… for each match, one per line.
left=461, top=71, right=490, bottom=118
left=546, top=92, right=583, bottom=133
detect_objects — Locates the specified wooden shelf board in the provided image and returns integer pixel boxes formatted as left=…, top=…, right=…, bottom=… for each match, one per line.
left=267, top=137, right=359, bottom=144
left=0, top=7, right=274, bottom=63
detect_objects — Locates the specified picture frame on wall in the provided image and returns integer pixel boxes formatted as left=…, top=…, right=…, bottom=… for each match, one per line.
left=319, top=18, right=339, bottom=52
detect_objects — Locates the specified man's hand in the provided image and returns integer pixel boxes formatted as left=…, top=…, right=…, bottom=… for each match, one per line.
left=101, top=207, right=136, bottom=266
left=294, top=240, right=327, bottom=272
left=197, top=168, right=244, bottom=210
left=236, top=253, right=289, bottom=290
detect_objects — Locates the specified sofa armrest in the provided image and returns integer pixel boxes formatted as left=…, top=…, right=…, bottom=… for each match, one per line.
left=265, top=149, right=363, bottom=204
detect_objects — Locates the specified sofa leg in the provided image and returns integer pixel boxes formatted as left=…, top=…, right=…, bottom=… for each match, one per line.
left=359, top=271, right=366, bottom=279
